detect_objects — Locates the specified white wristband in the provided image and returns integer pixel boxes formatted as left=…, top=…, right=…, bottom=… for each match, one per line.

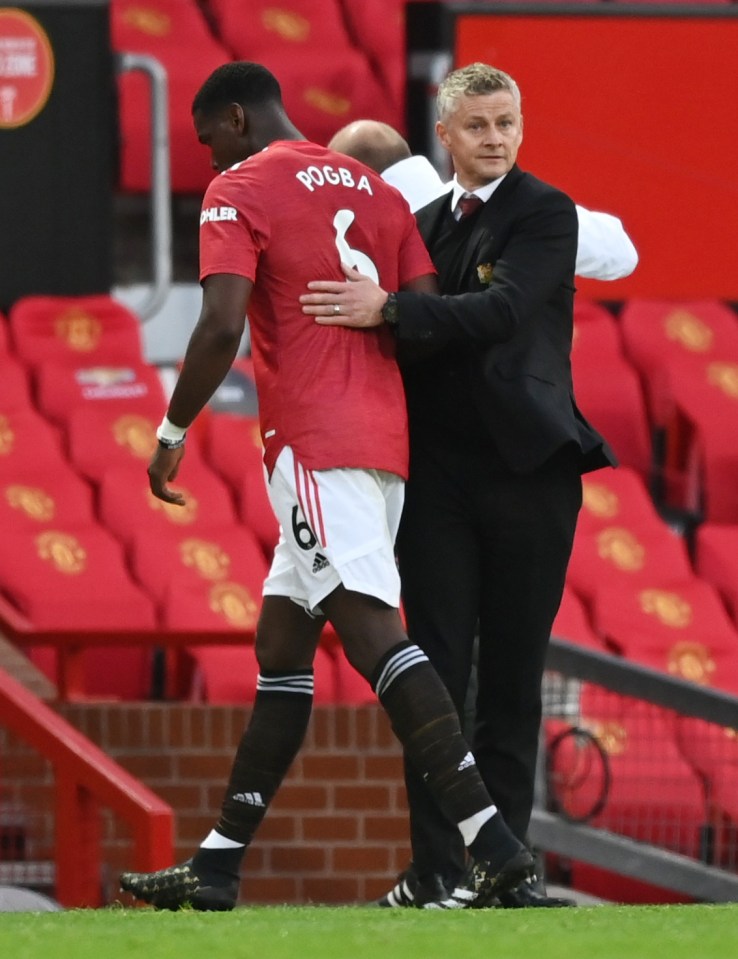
left=156, top=415, right=187, bottom=446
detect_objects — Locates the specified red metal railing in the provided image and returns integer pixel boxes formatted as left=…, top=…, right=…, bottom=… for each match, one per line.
left=0, top=667, right=173, bottom=906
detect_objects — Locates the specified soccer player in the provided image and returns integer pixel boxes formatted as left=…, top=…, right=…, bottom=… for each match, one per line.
left=119, top=61, right=533, bottom=911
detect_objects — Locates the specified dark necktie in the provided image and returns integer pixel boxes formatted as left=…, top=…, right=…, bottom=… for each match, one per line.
left=457, top=194, right=483, bottom=220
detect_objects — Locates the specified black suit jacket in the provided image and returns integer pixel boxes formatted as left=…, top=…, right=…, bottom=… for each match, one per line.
left=395, top=164, right=615, bottom=474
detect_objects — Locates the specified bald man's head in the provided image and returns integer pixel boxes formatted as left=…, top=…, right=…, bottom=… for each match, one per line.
left=328, top=120, right=411, bottom=174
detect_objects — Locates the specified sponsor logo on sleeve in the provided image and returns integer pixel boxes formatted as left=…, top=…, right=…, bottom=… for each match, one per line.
left=200, top=206, right=238, bottom=226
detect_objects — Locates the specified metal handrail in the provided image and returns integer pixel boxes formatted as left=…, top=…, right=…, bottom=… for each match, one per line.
left=115, top=52, right=172, bottom=321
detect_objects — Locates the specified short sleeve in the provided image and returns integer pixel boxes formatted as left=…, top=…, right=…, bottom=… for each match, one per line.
left=198, top=171, right=270, bottom=283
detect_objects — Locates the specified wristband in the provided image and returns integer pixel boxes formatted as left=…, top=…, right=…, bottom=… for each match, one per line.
left=156, top=415, right=187, bottom=449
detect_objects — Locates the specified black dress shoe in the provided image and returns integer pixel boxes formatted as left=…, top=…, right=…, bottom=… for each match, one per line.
left=497, top=876, right=576, bottom=909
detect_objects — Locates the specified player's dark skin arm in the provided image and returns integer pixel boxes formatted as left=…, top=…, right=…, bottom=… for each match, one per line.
left=148, top=272, right=252, bottom=505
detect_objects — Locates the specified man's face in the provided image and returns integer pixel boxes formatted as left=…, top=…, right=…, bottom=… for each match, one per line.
left=193, top=105, right=248, bottom=173
left=436, top=91, right=523, bottom=190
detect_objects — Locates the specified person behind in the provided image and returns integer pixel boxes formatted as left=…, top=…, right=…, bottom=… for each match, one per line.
left=328, top=119, right=638, bottom=279
left=301, top=63, right=618, bottom=908
left=119, top=61, right=534, bottom=912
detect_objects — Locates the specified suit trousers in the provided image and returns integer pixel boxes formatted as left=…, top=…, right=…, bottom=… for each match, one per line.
left=396, top=437, right=582, bottom=885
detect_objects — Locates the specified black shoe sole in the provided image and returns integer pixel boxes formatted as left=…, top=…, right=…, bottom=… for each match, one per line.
left=471, top=847, right=536, bottom=909
left=119, top=873, right=236, bottom=911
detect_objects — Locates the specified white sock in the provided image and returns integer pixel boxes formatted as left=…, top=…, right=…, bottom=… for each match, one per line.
left=200, top=829, right=245, bottom=850
left=458, top=805, right=496, bottom=846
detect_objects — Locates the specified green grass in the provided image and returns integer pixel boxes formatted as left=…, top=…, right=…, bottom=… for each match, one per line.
left=1, top=904, right=738, bottom=959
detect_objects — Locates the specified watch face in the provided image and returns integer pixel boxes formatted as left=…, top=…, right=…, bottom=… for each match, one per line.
left=383, top=294, right=399, bottom=326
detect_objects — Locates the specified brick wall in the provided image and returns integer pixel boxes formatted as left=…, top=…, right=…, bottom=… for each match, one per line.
left=59, top=703, right=410, bottom=905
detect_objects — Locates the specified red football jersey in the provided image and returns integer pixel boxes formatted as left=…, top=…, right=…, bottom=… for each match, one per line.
left=198, top=140, right=434, bottom=479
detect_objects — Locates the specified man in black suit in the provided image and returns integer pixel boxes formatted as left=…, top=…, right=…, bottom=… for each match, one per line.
left=301, top=62, right=616, bottom=907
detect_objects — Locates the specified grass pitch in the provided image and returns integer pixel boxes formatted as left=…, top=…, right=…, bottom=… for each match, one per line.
left=1, top=903, right=737, bottom=959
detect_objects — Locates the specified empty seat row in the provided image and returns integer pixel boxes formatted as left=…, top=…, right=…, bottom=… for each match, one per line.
left=111, top=0, right=405, bottom=194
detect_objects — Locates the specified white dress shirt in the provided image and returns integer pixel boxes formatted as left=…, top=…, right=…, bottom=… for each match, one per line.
left=381, top=155, right=638, bottom=282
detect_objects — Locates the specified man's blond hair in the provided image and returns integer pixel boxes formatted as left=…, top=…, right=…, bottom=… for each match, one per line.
left=437, top=63, right=521, bottom=122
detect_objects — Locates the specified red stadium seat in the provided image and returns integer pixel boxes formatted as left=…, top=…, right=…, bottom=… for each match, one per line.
left=129, top=523, right=268, bottom=605
left=659, top=357, right=738, bottom=522
left=675, top=715, right=738, bottom=870
left=571, top=304, right=652, bottom=480
left=551, top=586, right=608, bottom=651
left=237, top=470, right=280, bottom=561
left=1, top=467, right=95, bottom=533
left=339, top=0, right=405, bottom=127
left=567, top=523, right=693, bottom=605
left=591, top=579, right=738, bottom=692
left=572, top=300, right=623, bottom=361
left=619, top=299, right=738, bottom=426
left=9, top=294, right=145, bottom=368
left=98, top=460, right=238, bottom=547
left=549, top=686, right=705, bottom=859
left=694, top=523, right=738, bottom=626
left=67, top=404, right=173, bottom=483
left=206, top=0, right=400, bottom=146
left=578, top=467, right=666, bottom=537
left=0, top=356, right=33, bottom=411
left=200, top=412, right=280, bottom=559
left=0, top=524, right=156, bottom=699
left=34, top=360, right=167, bottom=427
left=0, top=408, right=68, bottom=475
left=203, top=413, right=264, bottom=490
left=0, top=524, right=155, bottom=628
left=111, top=0, right=233, bottom=193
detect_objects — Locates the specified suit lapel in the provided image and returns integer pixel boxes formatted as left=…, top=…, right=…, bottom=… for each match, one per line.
left=416, top=167, right=527, bottom=288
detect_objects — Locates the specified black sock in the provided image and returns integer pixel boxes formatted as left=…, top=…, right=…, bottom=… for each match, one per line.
left=211, top=669, right=314, bottom=859
left=372, top=643, right=506, bottom=841
left=192, top=845, right=244, bottom=883
left=467, top=811, right=523, bottom=872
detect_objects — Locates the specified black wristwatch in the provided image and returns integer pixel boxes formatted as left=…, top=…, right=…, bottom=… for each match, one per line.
left=381, top=292, right=400, bottom=328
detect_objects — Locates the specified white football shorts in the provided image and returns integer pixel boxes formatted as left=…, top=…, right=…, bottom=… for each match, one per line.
left=263, top=446, right=404, bottom=613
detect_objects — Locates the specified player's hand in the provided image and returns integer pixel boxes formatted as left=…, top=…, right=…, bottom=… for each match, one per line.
left=147, top=445, right=187, bottom=505
left=300, top=262, right=387, bottom=328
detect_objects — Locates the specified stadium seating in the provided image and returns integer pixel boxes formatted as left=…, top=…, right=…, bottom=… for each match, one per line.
left=111, top=0, right=233, bottom=193
left=204, top=0, right=402, bottom=145
left=590, top=579, right=738, bottom=692
left=66, top=404, right=172, bottom=483
left=619, top=299, right=738, bottom=426
left=550, top=585, right=607, bottom=651
left=202, top=412, right=280, bottom=558
left=1, top=467, right=96, bottom=533
left=658, top=356, right=738, bottom=522
left=693, top=523, right=738, bottom=627
left=185, top=641, right=339, bottom=704
left=0, top=524, right=157, bottom=699
left=0, top=408, right=69, bottom=475
left=0, top=356, right=33, bottom=411
left=98, top=460, right=238, bottom=548
left=339, top=0, right=405, bottom=113
left=566, top=523, right=693, bottom=605
left=675, top=715, right=738, bottom=870
left=549, top=685, right=706, bottom=858
left=571, top=302, right=653, bottom=482
left=577, top=466, right=669, bottom=538
left=129, top=523, right=268, bottom=605
left=8, top=294, right=146, bottom=368
left=34, top=360, right=167, bottom=427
